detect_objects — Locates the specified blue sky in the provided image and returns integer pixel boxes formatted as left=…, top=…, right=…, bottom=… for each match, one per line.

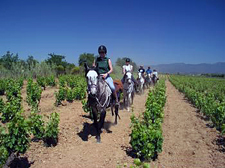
left=0, top=0, right=224, bottom=65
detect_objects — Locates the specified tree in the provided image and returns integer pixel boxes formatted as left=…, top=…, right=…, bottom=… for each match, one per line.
left=115, top=58, right=123, bottom=67
left=65, top=63, right=76, bottom=74
left=115, top=57, right=138, bottom=72
left=0, top=51, right=19, bottom=70
left=46, top=53, right=67, bottom=67
left=78, top=53, right=95, bottom=67
left=45, top=53, right=69, bottom=75
left=26, top=56, right=38, bottom=70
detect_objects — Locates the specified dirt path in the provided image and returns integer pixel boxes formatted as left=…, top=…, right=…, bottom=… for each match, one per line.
left=156, top=81, right=225, bottom=168
left=25, top=88, right=149, bottom=168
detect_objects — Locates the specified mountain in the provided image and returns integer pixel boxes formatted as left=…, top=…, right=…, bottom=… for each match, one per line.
left=146, top=62, right=225, bottom=74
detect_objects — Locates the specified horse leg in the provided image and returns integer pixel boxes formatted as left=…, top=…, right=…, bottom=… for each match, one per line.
left=131, top=91, right=134, bottom=105
left=114, top=104, right=119, bottom=125
left=123, top=91, right=126, bottom=110
left=111, top=103, right=114, bottom=116
left=98, top=110, right=106, bottom=140
left=127, top=93, right=131, bottom=112
left=92, top=109, right=101, bottom=143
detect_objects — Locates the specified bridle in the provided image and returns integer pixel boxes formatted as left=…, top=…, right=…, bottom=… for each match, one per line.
left=87, top=74, right=111, bottom=109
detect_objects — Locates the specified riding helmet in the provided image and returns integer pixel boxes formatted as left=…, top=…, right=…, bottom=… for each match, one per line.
left=98, top=45, right=107, bottom=54
left=126, top=58, right=130, bottom=62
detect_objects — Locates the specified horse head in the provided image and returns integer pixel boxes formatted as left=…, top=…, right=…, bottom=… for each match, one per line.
left=125, top=71, right=132, bottom=84
left=138, top=72, right=142, bottom=80
left=84, top=63, right=99, bottom=96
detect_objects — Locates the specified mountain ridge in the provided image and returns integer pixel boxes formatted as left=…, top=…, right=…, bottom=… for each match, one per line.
left=145, top=62, right=225, bottom=74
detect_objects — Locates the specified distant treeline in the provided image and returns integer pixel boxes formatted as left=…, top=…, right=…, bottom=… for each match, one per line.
left=174, top=72, right=225, bottom=78
left=200, top=73, right=225, bottom=78
left=0, top=51, right=138, bottom=79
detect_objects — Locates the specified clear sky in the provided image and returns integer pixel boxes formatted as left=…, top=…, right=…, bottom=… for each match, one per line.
left=0, top=0, right=224, bottom=65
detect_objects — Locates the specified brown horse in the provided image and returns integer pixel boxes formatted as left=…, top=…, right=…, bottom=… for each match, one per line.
left=111, top=80, right=123, bottom=116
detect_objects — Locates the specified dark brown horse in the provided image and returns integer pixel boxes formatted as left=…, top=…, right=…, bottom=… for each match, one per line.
left=84, top=64, right=120, bottom=143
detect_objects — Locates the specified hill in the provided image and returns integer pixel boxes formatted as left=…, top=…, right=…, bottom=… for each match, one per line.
left=147, top=62, right=225, bottom=74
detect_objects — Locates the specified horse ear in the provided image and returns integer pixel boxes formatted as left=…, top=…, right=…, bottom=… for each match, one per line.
left=95, top=63, right=99, bottom=75
left=84, top=63, right=89, bottom=73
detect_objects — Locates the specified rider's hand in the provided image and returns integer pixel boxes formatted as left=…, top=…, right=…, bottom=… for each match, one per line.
left=102, top=73, right=108, bottom=79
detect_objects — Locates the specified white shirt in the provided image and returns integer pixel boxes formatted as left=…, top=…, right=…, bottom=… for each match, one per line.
left=123, top=64, right=133, bottom=74
left=152, top=71, right=158, bottom=78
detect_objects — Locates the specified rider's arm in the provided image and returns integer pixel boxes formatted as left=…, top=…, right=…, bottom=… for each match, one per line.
left=122, top=65, right=126, bottom=74
left=107, top=59, right=113, bottom=75
left=92, top=59, right=96, bottom=67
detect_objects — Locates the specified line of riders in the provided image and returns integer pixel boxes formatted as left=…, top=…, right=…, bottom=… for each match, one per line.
left=121, top=58, right=159, bottom=92
left=89, top=45, right=159, bottom=105
left=84, top=45, right=159, bottom=142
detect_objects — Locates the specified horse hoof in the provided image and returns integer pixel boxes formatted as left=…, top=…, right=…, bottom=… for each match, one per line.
left=114, top=121, right=117, bottom=125
left=96, top=136, right=101, bottom=143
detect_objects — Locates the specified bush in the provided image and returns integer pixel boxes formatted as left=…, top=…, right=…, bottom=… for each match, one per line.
left=37, top=76, right=47, bottom=90
left=0, top=126, right=9, bottom=167
left=26, top=78, right=42, bottom=109
left=130, top=79, right=166, bottom=160
left=71, top=66, right=80, bottom=74
left=4, top=112, right=30, bottom=154
left=44, top=112, right=60, bottom=147
left=28, top=111, right=45, bottom=140
left=46, top=75, right=56, bottom=87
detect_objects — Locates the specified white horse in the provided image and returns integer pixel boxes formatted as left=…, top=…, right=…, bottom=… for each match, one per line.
left=137, top=72, right=145, bottom=94
left=123, top=71, right=134, bottom=112
left=145, top=73, right=152, bottom=89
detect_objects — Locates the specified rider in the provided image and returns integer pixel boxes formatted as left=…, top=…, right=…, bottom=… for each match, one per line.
left=152, top=69, right=159, bottom=80
left=146, top=66, right=152, bottom=76
left=121, top=58, right=136, bottom=84
left=138, top=65, right=145, bottom=78
left=93, top=45, right=119, bottom=106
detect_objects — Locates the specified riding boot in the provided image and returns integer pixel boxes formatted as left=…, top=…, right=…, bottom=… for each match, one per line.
left=113, top=90, right=120, bottom=107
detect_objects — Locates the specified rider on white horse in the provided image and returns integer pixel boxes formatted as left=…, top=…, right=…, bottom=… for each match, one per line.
left=146, top=66, right=152, bottom=76
left=145, top=66, right=152, bottom=87
left=152, top=69, right=159, bottom=80
left=92, top=45, right=119, bottom=106
left=121, top=58, right=136, bottom=84
left=138, top=65, right=145, bottom=77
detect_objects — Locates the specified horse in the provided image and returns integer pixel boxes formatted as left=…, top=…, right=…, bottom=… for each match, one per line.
left=152, top=74, right=158, bottom=86
left=136, top=72, right=145, bottom=94
left=123, top=71, right=134, bottom=112
left=145, top=73, right=152, bottom=89
left=111, top=80, right=123, bottom=115
left=84, top=64, right=119, bottom=143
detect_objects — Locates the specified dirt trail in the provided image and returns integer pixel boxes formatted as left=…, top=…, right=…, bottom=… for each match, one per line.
left=156, top=81, right=225, bottom=168
left=25, top=88, right=149, bottom=168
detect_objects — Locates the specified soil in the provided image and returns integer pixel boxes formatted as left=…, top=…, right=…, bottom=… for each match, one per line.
left=24, top=86, right=149, bottom=168
left=16, top=80, right=225, bottom=168
left=156, top=81, right=225, bottom=168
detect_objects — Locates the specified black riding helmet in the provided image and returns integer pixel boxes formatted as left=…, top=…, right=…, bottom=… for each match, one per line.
left=126, top=58, right=130, bottom=62
left=98, top=45, right=107, bottom=54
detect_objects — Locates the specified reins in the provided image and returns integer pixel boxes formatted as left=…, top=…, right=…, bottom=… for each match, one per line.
left=89, top=77, right=111, bottom=109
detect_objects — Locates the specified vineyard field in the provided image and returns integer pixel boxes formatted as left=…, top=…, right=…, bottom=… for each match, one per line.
left=0, top=75, right=225, bottom=168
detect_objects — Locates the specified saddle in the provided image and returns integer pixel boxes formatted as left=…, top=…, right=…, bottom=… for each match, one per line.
left=99, top=77, right=112, bottom=95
